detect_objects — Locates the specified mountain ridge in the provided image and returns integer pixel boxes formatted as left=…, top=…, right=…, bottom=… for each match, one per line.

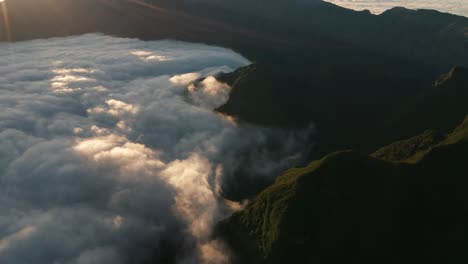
left=216, top=65, right=468, bottom=160
left=1, top=0, right=467, bottom=70
left=219, top=115, right=468, bottom=264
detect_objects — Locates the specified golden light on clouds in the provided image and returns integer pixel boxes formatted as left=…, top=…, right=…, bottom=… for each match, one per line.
left=0, top=34, right=312, bottom=263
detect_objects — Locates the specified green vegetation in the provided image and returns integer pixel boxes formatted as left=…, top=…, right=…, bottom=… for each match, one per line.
left=442, top=116, right=468, bottom=145
left=372, top=130, right=443, bottom=161
left=220, top=116, right=468, bottom=264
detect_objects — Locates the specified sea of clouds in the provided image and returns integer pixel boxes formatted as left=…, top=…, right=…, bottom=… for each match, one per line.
left=325, top=0, right=468, bottom=17
left=0, top=34, right=313, bottom=264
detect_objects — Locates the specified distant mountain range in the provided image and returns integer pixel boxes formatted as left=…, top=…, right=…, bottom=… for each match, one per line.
left=1, top=0, right=467, bottom=70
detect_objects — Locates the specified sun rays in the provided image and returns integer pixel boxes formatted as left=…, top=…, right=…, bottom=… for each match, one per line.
left=0, top=0, right=11, bottom=41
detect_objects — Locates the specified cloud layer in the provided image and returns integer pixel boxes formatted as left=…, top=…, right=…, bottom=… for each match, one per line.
left=325, top=0, right=468, bottom=17
left=0, top=34, right=313, bottom=264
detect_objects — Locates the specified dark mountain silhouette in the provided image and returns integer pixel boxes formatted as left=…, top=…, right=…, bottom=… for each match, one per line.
left=215, top=50, right=468, bottom=263
left=1, top=0, right=467, bottom=71
left=216, top=66, right=468, bottom=158
left=219, top=116, right=468, bottom=264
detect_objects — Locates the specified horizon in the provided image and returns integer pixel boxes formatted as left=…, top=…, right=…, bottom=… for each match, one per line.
left=325, top=0, right=468, bottom=17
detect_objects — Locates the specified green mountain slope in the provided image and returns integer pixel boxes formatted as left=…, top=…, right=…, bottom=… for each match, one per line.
left=219, top=116, right=468, bottom=264
left=372, top=130, right=444, bottom=161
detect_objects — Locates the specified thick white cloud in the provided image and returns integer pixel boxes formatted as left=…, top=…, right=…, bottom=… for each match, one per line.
left=0, top=34, right=314, bottom=264
left=325, top=0, right=468, bottom=17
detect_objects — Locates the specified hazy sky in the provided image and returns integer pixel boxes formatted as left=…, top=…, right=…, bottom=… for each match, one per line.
left=325, top=0, right=468, bottom=17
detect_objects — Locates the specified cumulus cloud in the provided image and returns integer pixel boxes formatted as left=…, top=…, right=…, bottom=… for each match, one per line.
left=0, top=34, right=314, bottom=264
left=325, top=0, right=468, bottom=17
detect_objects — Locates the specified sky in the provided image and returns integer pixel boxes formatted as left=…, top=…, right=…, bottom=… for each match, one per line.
left=325, top=0, right=468, bottom=17
left=0, top=34, right=313, bottom=264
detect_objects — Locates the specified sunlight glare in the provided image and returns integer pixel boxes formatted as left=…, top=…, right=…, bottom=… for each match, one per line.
left=0, top=0, right=11, bottom=41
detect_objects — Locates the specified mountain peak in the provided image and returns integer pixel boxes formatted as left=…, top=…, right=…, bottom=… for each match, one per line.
left=381, top=6, right=415, bottom=15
